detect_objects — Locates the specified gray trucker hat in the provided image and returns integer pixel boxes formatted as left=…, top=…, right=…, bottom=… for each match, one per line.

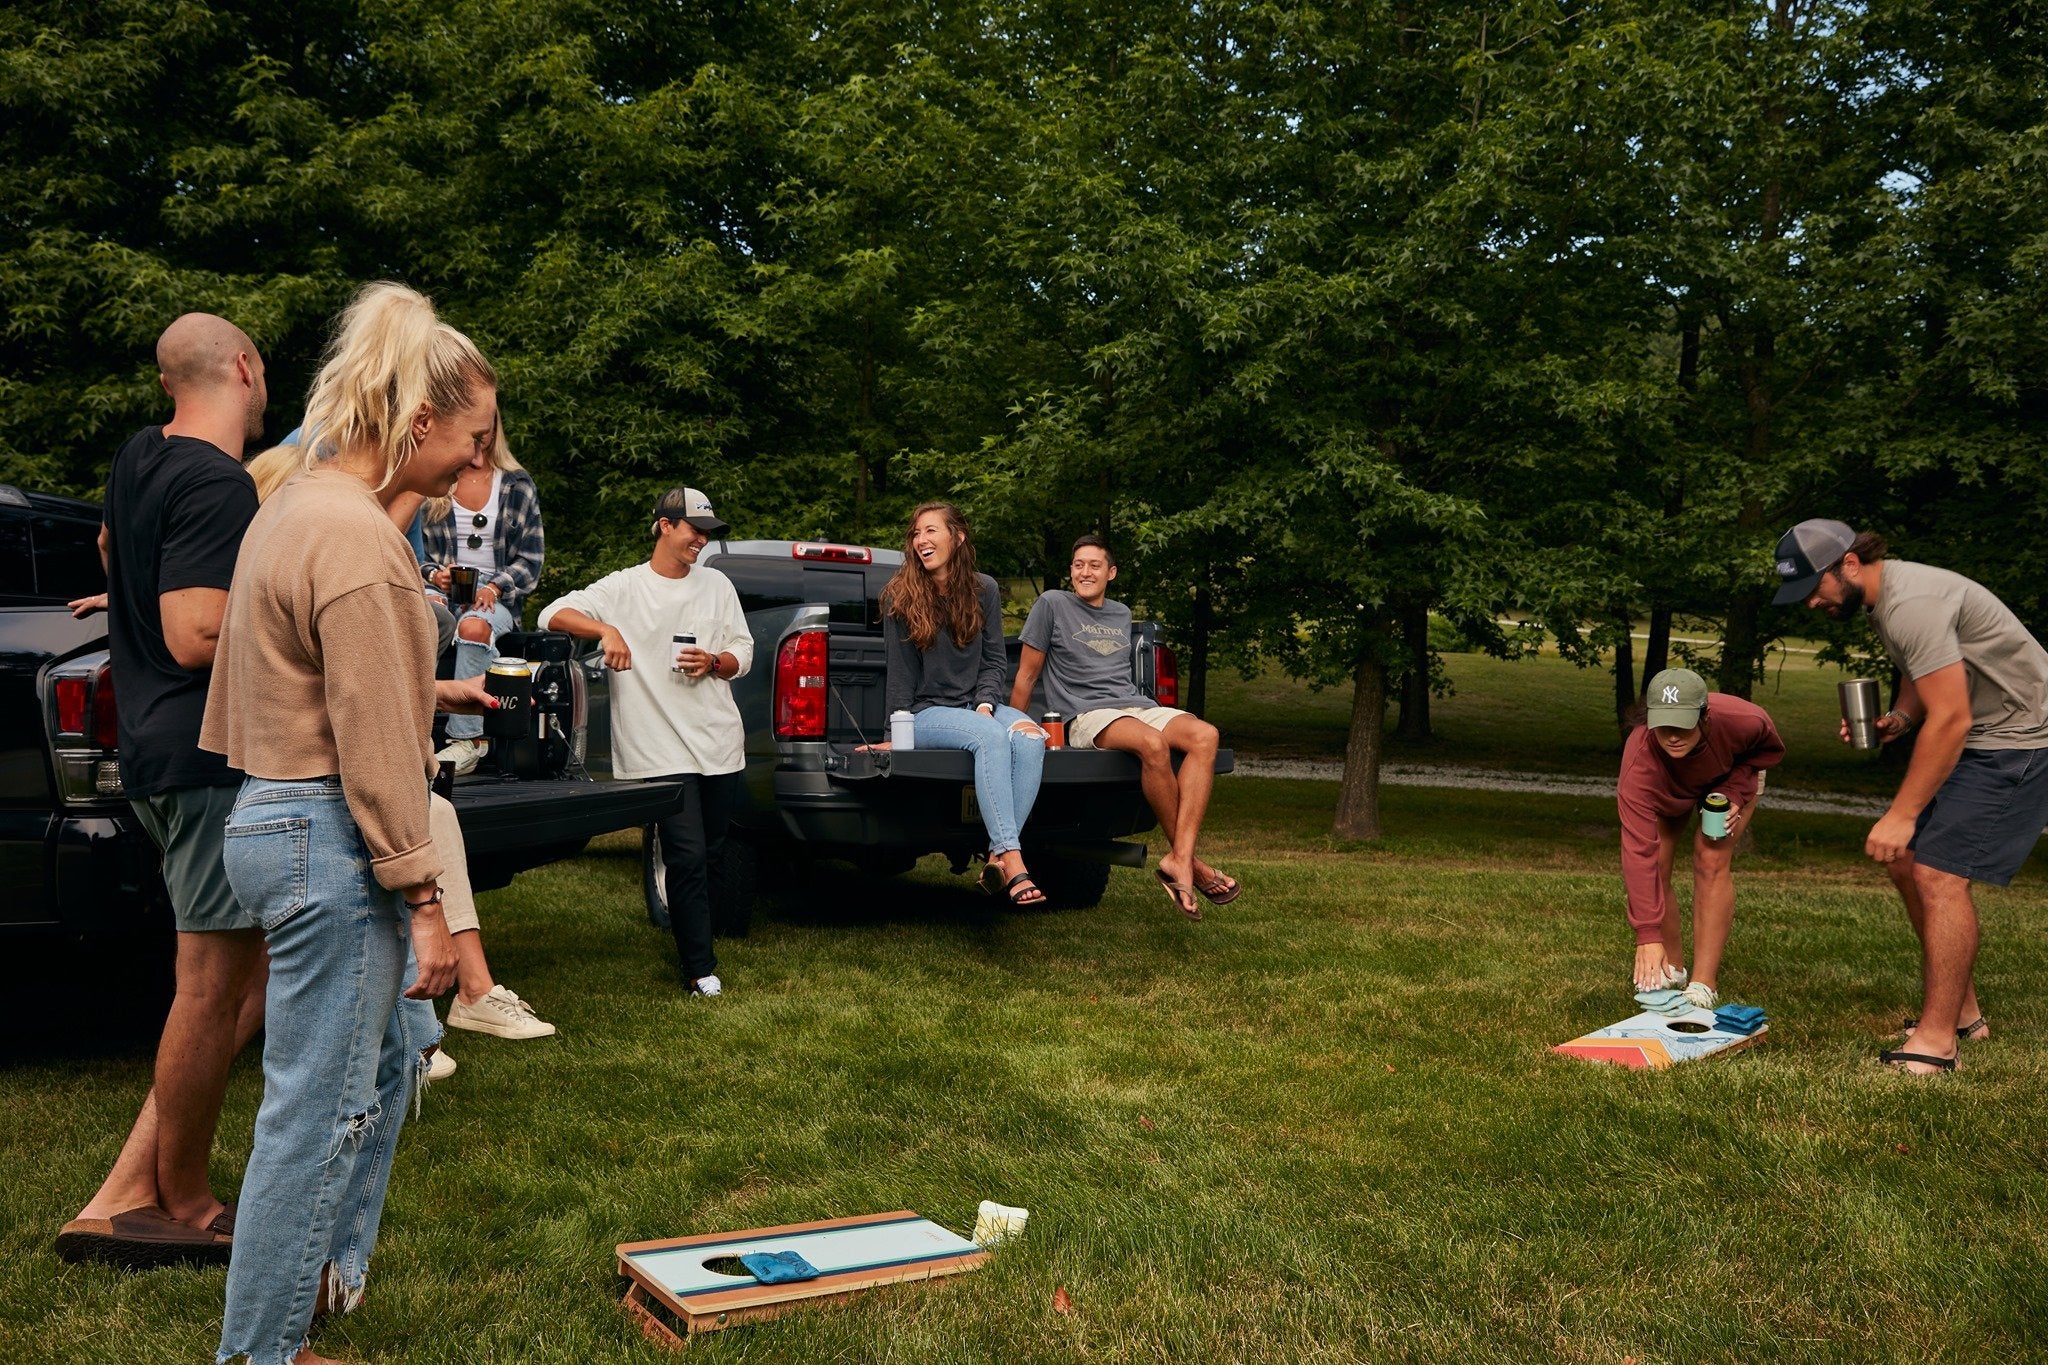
left=652, top=486, right=730, bottom=537
left=1772, top=518, right=1856, bottom=605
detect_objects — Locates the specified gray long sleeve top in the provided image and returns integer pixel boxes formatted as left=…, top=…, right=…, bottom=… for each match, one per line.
left=884, top=573, right=1008, bottom=715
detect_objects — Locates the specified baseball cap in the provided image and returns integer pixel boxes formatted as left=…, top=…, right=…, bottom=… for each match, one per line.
left=653, top=486, right=730, bottom=537
left=1644, top=668, right=1708, bottom=730
left=1771, top=518, right=1856, bottom=605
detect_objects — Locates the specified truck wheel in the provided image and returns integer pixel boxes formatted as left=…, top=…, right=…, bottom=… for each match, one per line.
left=643, top=825, right=757, bottom=939
left=641, top=825, right=672, bottom=930
left=1021, top=854, right=1111, bottom=910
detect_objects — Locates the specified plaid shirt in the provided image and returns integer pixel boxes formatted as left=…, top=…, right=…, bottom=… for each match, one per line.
left=420, top=468, right=545, bottom=612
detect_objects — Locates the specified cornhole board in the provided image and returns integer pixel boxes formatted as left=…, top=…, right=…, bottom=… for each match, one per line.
left=617, top=1210, right=987, bottom=1343
left=1551, top=1009, right=1767, bottom=1070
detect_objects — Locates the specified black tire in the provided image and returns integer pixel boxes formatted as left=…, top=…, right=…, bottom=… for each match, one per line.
left=641, top=824, right=672, bottom=930
left=1019, top=854, right=1111, bottom=910
left=642, top=824, right=757, bottom=938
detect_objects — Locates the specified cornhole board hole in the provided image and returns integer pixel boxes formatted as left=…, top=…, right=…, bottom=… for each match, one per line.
left=617, top=1210, right=987, bottom=1343
left=1551, top=1009, right=1767, bottom=1070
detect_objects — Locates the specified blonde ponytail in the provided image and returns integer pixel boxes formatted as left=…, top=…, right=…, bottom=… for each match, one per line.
left=299, top=282, right=496, bottom=491
left=245, top=445, right=303, bottom=503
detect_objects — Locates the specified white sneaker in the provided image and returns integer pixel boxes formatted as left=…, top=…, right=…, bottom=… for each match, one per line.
left=425, top=1046, right=456, bottom=1081
left=1681, top=982, right=1719, bottom=1012
left=689, top=974, right=723, bottom=998
left=436, top=738, right=487, bottom=776
left=447, top=984, right=557, bottom=1039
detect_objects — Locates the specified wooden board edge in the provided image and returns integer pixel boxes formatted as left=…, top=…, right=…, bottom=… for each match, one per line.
left=681, top=1249, right=990, bottom=1314
left=616, top=1209, right=922, bottom=1258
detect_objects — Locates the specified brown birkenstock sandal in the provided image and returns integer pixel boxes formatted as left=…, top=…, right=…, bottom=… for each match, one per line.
left=54, top=1204, right=232, bottom=1270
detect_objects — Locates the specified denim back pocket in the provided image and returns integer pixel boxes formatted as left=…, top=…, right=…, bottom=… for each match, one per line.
left=222, top=817, right=311, bottom=932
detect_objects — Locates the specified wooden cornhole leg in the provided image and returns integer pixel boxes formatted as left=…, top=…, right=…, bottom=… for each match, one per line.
left=623, top=1280, right=685, bottom=1347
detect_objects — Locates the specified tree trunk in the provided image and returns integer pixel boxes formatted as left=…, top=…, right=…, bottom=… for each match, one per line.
left=1394, top=601, right=1431, bottom=740
left=1717, top=592, right=1762, bottom=698
left=1612, top=611, right=1635, bottom=732
left=1644, top=606, right=1672, bottom=684
left=1187, top=581, right=1212, bottom=717
left=1334, top=646, right=1387, bottom=841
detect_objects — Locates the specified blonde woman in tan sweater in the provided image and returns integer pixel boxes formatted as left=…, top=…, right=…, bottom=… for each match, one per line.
left=200, top=282, right=500, bottom=1365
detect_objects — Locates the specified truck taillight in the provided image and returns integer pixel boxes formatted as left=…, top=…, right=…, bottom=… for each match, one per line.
left=90, top=661, right=119, bottom=748
left=1154, top=643, right=1179, bottom=708
left=774, top=628, right=829, bottom=740
left=55, top=676, right=87, bottom=735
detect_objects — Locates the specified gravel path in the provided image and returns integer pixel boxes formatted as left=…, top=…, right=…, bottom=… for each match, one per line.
left=1232, top=757, right=1889, bottom=818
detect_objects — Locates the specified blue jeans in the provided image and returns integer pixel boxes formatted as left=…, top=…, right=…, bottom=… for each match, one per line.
left=445, top=599, right=518, bottom=740
left=914, top=705, right=1044, bottom=853
left=217, top=778, right=436, bottom=1365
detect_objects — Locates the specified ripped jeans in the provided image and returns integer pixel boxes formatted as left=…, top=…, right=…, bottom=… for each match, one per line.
left=217, top=777, right=435, bottom=1364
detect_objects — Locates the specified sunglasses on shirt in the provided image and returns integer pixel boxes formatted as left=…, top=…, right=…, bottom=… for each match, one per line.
left=467, top=511, right=486, bottom=550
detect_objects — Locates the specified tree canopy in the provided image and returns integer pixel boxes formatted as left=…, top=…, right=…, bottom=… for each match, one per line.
left=4, top=0, right=2042, bottom=835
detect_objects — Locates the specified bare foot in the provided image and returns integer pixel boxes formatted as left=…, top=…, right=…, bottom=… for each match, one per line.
left=1157, top=851, right=1194, bottom=889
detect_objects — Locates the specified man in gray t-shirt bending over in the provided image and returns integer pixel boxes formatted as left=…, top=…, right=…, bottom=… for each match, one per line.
left=1778, top=519, right=2048, bottom=1075
left=1011, top=535, right=1238, bottom=919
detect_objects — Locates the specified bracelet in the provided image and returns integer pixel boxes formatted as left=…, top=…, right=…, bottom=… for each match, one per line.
left=1883, top=709, right=1916, bottom=732
left=405, top=888, right=444, bottom=911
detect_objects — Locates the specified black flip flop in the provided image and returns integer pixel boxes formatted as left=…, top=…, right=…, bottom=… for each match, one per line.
left=1900, top=1016, right=1989, bottom=1040
left=1878, top=1048, right=1957, bottom=1073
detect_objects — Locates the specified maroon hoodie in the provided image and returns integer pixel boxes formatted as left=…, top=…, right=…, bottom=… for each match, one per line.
left=1617, top=693, right=1785, bottom=943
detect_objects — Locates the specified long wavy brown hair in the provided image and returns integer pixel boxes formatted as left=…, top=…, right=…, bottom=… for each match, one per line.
left=881, top=502, right=985, bottom=650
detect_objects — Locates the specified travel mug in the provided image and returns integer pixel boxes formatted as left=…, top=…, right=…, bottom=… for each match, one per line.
left=1839, top=678, right=1881, bottom=750
left=671, top=632, right=696, bottom=675
left=890, top=710, right=916, bottom=749
left=446, top=564, right=479, bottom=608
left=1701, top=791, right=1731, bottom=840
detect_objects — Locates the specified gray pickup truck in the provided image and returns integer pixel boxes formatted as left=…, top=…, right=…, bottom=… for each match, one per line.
left=625, top=539, right=1232, bottom=933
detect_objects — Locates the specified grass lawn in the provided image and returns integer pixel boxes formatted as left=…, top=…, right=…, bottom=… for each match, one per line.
left=1206, top=647, right=1902, bottom=796
left=5, top=782, right=2046, bottom=1362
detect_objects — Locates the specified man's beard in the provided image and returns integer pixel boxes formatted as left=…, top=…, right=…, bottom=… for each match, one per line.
left=1825, top=577, right=1866, bottom=620
left=243, top=395, right=266, bottom=445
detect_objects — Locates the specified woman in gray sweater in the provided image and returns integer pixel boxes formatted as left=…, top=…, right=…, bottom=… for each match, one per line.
left=877, top=503, right=1048, bottom=904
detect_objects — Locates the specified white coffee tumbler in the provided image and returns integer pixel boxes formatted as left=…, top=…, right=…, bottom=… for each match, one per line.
left=672, top=632, right=696, bottom=674
left=890, top=710, right=916, bottom=749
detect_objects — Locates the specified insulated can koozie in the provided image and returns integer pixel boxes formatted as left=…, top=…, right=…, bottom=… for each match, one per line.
left=1701, top=791, right=1731, bottom=840
left=1041, top=711, right=1066, bottom=749
left=672, top=633, right=696, bottom=673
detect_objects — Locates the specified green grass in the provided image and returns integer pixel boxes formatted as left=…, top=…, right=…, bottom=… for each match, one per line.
left=5, top=782, right=2046, bottom=1362
left=1206, top=647, right=1901, bottom=795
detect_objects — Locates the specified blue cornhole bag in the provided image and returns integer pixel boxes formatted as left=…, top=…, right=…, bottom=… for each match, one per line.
left=739, top=1250, right=821, bottom=1283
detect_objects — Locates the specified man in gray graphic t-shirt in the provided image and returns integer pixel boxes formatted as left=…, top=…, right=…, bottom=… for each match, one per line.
left=1011, top=535, right=1239, bottom=919
left=1778, top=518, right=2048, bottom=1075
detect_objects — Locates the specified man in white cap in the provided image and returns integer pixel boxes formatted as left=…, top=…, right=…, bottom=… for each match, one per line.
left=538, top=487, right=751, bottom=997
left=1776, top=519, right=2048, bottom=1074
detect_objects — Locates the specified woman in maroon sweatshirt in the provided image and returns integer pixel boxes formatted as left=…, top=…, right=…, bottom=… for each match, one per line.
left=1618, top=668, right=1786, bottom=1010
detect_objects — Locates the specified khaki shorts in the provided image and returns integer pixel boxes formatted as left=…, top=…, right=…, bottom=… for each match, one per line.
left=1070, top=706, right=1189, bottom=750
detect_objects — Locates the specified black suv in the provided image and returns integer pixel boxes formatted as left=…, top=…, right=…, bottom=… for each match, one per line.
left=2, top=484, right=686, bottom=939
left=634, top=539, right=1232, bottom=931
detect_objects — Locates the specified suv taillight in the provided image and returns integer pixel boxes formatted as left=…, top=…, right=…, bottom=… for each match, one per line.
left=774, top=628, right=828, bottom=739
left=1154, top=643, right=1179, bottom=708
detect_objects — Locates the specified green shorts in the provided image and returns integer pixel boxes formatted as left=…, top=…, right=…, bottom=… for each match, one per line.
left=132, top=783, right=256, bottom=933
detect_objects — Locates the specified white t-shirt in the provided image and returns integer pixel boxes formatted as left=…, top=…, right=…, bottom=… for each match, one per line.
left=454, top=469, right=501, bottom=574
left=538, top=563, right=754, bottom=778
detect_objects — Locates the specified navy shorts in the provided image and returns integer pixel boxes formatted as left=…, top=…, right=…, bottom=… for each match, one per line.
left=1910, top=747, right=2048, bottom=886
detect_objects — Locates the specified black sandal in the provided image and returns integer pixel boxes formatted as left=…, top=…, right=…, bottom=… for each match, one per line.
left=1900, top=1016, right=1989, bottom=1040
left=981, top=861, right=1045, bottom=906
left=1878, top=1048, right=1957, bottom=1073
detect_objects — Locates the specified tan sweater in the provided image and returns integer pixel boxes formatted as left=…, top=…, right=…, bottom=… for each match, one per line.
left=200, top=467, right=442, bottom=890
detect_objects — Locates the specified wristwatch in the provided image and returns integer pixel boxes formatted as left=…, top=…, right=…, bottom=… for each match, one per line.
left=1882, top=709, right=1916, bottom=733
left=405, top=887, right=445, bottom=911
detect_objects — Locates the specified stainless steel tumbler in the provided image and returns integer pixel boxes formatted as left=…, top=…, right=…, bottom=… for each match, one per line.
left=1840, top=678, right=1882, bottom=750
